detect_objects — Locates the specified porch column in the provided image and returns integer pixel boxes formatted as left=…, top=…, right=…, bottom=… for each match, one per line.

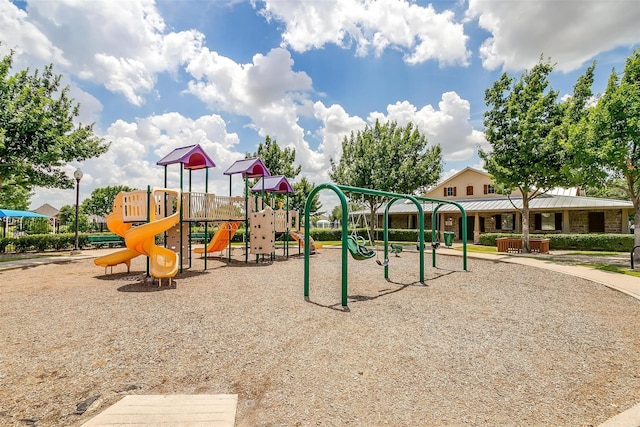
left=515, top=211, right=522, bottom=233
left=622, top=208, right=630, bottom=233
left=563, top=210, right=571, bottom=233
left=474, top=213, right=480, bottom=243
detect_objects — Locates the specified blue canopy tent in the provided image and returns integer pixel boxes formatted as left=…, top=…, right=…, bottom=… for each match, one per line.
left=0, top=209, right=50, bottom=218
left=0, top=209, right=50, bottom=237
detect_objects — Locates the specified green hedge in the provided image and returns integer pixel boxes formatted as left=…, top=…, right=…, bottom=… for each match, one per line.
left=305, top=228, right=436, bottom=242
left=0, top=233, right=88, bottom=253
left=479, top=233, right=634, bottom=252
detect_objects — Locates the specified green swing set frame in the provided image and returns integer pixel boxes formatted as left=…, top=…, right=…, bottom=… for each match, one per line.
left=303, top=184, right=467, bottom=308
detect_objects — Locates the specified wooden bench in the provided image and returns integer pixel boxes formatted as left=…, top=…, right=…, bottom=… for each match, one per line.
left=87, top=234, right=125, bottom=248
left=529, top=238, right=550, bottom=254
left=496, top=237, right=549, bottom=254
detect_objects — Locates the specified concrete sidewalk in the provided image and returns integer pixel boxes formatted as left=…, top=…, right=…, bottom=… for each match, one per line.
left=0, top=248, right=114, bottom=272
left=437, top=247, right=640, bottom=301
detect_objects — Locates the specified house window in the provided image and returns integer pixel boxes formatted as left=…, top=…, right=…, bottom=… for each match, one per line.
left=588, top=212, right=605, bottom=233
left=443, top=186, right=457, bottom=197
left=484, top=184, right=496, bottom=194
left=534, top=213, right=562, bottom=231
left=466, top=185, right=473, bottom=196
left=494, top=214, right=515, bottom=230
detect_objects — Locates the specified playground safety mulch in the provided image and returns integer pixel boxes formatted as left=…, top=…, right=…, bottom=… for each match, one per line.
left=1, top=247, right=640, bottom=426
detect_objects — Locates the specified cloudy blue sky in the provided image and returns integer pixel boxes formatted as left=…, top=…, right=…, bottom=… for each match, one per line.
left=2, top=0, right=640, bottom=211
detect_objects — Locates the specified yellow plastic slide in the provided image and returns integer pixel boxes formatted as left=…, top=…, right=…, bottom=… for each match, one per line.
left=289, top=230, right=322, bottom=253
left=194, top=221, right=242, bottom=255
left=125, top=201, right=180, bottom=280
left=94, top=193, right=140, bottom=273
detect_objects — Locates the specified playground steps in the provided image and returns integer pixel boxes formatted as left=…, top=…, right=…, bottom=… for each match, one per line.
left=81, top=394, right=238, bottom=426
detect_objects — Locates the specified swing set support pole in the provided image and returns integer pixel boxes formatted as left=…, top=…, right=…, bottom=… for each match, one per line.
left=415, top=197, right=468, bottom=272
left=384, top=197, right=425, bottom=282
left=338, top=186, right=424, bottom=284
left=304, top=183, right=350, bottom=307
left=304, top=184, right=465, bottom=309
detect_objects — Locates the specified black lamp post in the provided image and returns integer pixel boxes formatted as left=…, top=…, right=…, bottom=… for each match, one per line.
left=73, top=168, right=83, bottom=251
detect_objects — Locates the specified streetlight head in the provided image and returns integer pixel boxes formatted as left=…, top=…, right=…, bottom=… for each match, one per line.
left=74, top=168, right=83, bottom=181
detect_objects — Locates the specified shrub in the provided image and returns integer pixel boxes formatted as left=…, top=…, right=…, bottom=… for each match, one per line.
left=479, top=233, right=634, bottom=252
left=0, top=237, right=11, bottom=253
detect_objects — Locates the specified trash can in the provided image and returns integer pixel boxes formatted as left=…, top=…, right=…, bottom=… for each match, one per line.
left=444, top=231, right=455, bottom=247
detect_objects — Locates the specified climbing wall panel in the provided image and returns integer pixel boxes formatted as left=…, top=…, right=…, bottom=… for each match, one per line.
left=250, top=206, right=275, bottom=255
left=166, top=221, right=189, bottom=267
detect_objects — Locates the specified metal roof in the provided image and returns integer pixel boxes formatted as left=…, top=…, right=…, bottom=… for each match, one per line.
left=156, top=144, right=216, bottom=169
left=223, top=158, right=271, bottom=178
left=361, top=195, right=633, bottom=215
left=251, top=175, right=293, bottom=194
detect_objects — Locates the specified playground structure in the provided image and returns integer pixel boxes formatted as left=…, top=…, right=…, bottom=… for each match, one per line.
left=303, top=184, right=468, bottom=308
left=94, top=144, right=307, bottom=282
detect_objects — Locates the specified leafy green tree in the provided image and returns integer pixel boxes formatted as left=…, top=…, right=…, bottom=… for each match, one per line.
left=248, top=135, right=302, bottom=178
left=81, top=185, right=135, bottom=217
left=0, top=48, right=109, bottom=205
left=480, top=57, right=581, bottom=252
left=0, top=178, right=31, bottom=209
left=329, top=120, right=442, bottom=240
left=568, top=49, right=640, bottom=247
left=584, top=180, right=629, bottom=200
left=58, top=204, right=89, bottom=232
left=330, top=205, right=342, bottom=223
left=291, top=177, right=322, bottom=216
left=247, top=136, right=321, bottom=215
left=25, top=217, right=50, bottom=234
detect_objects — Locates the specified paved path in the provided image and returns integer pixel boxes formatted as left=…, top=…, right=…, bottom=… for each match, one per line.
left=437, top=247, right=640, bottom=301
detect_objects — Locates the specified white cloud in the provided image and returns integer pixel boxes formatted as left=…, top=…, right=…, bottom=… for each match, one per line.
left=29, top=112, right=242, bottom=209
left=467, top=0, right=640, bottom=72
left=8, top=0, right=204, bottom=105
left=0, top=0, right=70, bottom=68
left=314, top=102, right=367, bottom=164
left=368, top=92, right=485, bottom=162
left=257, top=0, right=470, bottom=66
left=185, top=47, right=326, bottom=174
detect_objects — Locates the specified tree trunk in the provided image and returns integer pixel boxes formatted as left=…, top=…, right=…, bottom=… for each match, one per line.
left=369, top=205, right=377, bottom=245
left=522, top=193, right=530, bottom=253
left=633, top=203, right=640, bottom=265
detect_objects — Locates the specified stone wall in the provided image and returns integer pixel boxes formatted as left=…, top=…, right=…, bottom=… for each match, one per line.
left=559, top=210, right=623, bottom=234
left=385, top=209, right=625, bottom=235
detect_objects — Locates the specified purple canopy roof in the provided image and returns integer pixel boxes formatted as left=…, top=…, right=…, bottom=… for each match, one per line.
left=156, top=144, right=216, bottom=170
left=251, top=175, right=294, bottom=194
left=223, top=158, right=270, bottom=178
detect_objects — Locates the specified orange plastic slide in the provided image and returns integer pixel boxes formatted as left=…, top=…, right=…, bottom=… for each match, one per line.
left=289, top=230, right=322, bottom=254
left=94, top=193, right=140, bottom=273
left=194, top=221, right=242, bottom=255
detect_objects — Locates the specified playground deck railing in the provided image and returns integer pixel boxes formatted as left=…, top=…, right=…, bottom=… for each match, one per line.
left=122, top=190, right=149, bottom=222
left=182, top=192, right=246, bottom=221
left=122, top=189, right=180, bottom=222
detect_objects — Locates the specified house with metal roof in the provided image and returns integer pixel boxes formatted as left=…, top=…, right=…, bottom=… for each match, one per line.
left=383, top=167, right=634, bottom=243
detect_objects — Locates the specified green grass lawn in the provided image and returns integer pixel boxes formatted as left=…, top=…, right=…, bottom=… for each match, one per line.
left=578, top=263, right=640, bottom=278
left=453, top=244, right=498, bottom=254
left=0, top=253, right=63, bottom=263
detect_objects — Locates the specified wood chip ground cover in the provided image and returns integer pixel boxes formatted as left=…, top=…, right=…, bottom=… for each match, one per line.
left=0, top=248, right=639, bottom=426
